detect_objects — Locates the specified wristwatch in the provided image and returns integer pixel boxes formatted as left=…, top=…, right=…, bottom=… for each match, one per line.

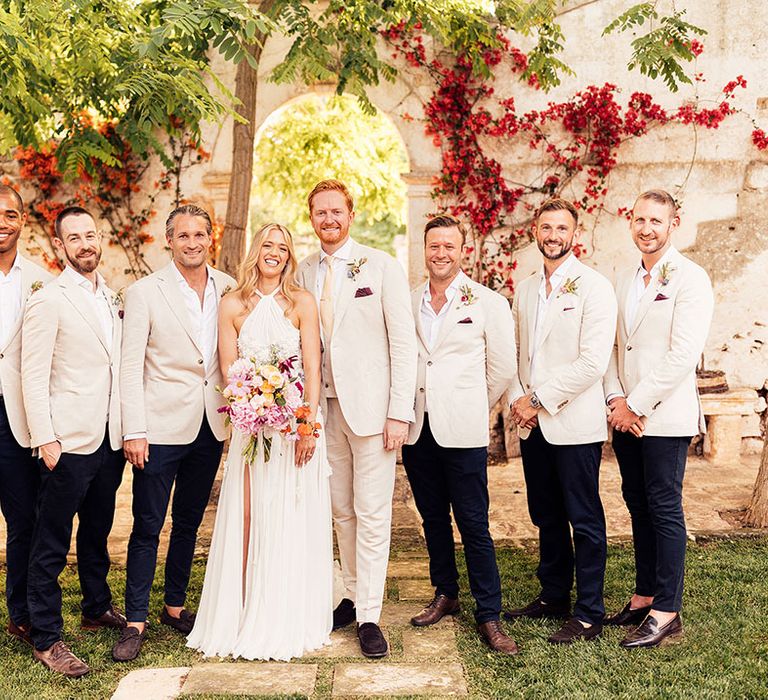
left=530, top=392, right=542, bottom=410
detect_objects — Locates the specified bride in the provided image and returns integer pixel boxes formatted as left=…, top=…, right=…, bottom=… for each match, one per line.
left=187, top=223, right=333, bottom=660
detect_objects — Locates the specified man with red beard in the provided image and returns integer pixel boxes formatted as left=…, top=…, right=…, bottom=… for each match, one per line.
left=0, top=185, right=53, bottom=646
left=22, top=206, right=126, bottom=677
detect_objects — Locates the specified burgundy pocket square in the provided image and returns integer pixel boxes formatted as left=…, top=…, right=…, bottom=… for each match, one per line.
left=654, top=293, right=669, bottom=301
left=563, top=306, right=575, bottom=311
left=458, top=317, right=473, bottom=324
left=355, top=287, right=374, bottom=298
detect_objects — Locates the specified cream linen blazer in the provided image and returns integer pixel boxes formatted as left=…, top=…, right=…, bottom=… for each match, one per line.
left=297, top=241, right=417, bottom=437
left=120, top=262, right=235, bottom=444
left=407, top=278, right=517, bottom=448
left=511, top=258, right=617, bottom=445
left=0, top=256, right=54, bottom=447
left=21, top=270, right=123, bottom=454
left=604, top=248, right=714, bottom=437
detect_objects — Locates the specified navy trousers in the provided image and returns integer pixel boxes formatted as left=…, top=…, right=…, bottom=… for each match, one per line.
left=124, top=418, right=223, bottom=623
left=402, top=415, right=502, bottom=624
left=520, top=426, right=607, bottom=624
left=27, top=430, right=125, bottom=650
left=0, top=397, right=39, bottom=627
left=612, top=430, right=691, bottom=612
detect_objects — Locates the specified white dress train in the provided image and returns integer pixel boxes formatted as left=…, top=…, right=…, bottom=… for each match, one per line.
left=187, top=289, right=333, bottom=660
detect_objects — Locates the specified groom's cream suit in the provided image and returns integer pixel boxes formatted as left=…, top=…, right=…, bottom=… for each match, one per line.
left=120, top=262, right=234, bottom=444
left=0, top=256, right=54, bottom=447
left=510, top=256, right=618, bottom=445
left=298, top=238, right=417, bottom=624
left=22, top=268, right=123, bottom=453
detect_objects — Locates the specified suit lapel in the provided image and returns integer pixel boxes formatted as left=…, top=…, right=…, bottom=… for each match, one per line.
left=525, top=278, right=538, bottom=358
left=412, top=284, right=430, bottom=350
left=59, top=273, right=110, bottom=353
left=614, top=269, right=632, bottom=337
left=432, top=280, right=468, bottom=351
left=1, top=257, right=38, bottom=353
left=627, top=250, right=681, bottom=339
left=535, top=260, right=582, bottom=350
left=332, top=243, right=361, bottom=332
left=156, top=262, right=204, bottom=356
left=301, top=254, right=319, bottom=298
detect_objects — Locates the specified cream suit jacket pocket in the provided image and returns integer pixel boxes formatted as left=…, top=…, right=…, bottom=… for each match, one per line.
left=513, top=258, right=617, bottom=446
left=297, top=241, right=417, bottom=437
left=407, top=279, right=516, bottom=448
left=604, top=248, right=714, bottom=437
left=120, top=262, right=236, bottom=444
left=0, top=256, right=54, bottom=447
left=21, top=272, right=123, bottom=454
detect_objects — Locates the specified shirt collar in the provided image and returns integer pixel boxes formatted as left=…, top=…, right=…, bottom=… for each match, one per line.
left=539, top=253, right=577, bottom=288
left=635, top=246, right=676, bottom=279
left=62, top=264, right=107, bottom=295
left=320, top=236, right=354, bottom=264
left=0, top=254, right=22, bottom=278
left=423, top=269, right=467, bottom=303
left=172, top=261, right=213, bottom=291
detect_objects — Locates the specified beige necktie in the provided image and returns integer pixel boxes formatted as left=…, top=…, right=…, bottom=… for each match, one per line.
left=320, top=255, right=335, bottom=340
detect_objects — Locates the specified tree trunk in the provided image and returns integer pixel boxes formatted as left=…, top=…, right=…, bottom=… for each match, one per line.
left=744, top=434, right=768, bottom=528
left=218, top=0, right=275, bottom=276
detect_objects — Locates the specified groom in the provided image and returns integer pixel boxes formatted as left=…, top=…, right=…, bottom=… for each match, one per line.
left=114, top=204, right=234, bottom=662
left=22, top=206, right=126, bottom=677
left=298, top=179, right=417, bottom=658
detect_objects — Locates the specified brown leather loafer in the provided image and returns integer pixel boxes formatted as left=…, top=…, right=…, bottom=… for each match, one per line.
left=81, top=605, right=127, bottom=630
left=620, top=613, right=683, bottom=649
left=548, top=617, right=603, bottom=644
left=8, top=620, right=32, bottom=646
left=504, top=596, right=570, bottom=620
left=604, top=601, right=652, bottom=626
left=159, top=607, right=196, bottom=634
left=477, top=620, right=519, bottom=655
left=112, top=626, right=146, bottom=662
left=357, top=622, right=388, bottom=658
left=33, top=640, right=90, bottom=678
left=410, top=594, right=460, bottom=627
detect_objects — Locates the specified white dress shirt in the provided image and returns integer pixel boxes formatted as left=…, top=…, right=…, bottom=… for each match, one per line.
left=420, top=270, right=466, bottom=351
left=607, top=247, right=677, bottom=414
left=61, top=265, right=114, bottom=352
left=0, top=255, right=23, bottom=395
left=316, top=236, right=355, bottom=305
left=531, top=253, right=577, bottom=386
left=172, top=263, right=218, bottom=372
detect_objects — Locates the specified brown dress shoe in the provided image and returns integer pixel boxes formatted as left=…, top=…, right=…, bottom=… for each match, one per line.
left=604, top=601, right=652, bottom=626
left=548, top=617, right=603, bottom=644
left=8, top=620, right=32, bottom=646
left=477, top=620, right=519, bottom=655
left=160, top=607, right=196, bottom=634
left=357, top=622, right=388, bottom=658
left=112, top=626, right=146, bottom=662
left=620, top=613, right=683, bottom=649
left=410, top=594, right=460, bottom=627
left=504, top=596, right=570, bottom=620
left=81, top=605, right=127, bottom=630
left=33, top=641, right=90, bottom=678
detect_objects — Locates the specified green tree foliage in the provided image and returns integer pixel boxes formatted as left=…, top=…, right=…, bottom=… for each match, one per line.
left=251, top=95, right=407, bottom=255
left=0, top=0, right=271, bottom=172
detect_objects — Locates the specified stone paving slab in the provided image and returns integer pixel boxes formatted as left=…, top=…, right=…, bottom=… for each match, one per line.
left=111, top=666, right=190, bottom=700
left=388, top=558, right=431, bottom=578
left=308, top=627, right=390, bottom=659
left=402, top=625, right=458, bottom=659
left=398, top=578, right=434, bottom=601
left=332, top=662, right=467, bottom=696
left=181, top=662, right=318, bottom=696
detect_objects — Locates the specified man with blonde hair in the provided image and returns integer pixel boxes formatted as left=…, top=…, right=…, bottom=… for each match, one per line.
left=297, top=179, right=417, bottom=658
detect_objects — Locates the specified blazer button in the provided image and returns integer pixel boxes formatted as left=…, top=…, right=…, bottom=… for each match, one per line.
left=0, top=353, right=3, bottom=359
left=427, top=360, right=433, bottom=366
left=325, top=383, right=329, bottom=388
left=198, top=358, right=204, bottom=365
left=626, top=345, right=632, bottom=351
left=204, top=380, right=208, bottom=386
left=419, top=388, right=425, bottom=393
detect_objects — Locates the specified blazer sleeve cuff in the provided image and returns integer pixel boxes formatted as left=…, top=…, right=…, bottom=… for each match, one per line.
left=387, top=404, right=415, bottom=424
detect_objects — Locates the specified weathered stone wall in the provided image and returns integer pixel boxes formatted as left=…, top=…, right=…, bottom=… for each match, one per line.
left=10, top=0, right=768, bottom=443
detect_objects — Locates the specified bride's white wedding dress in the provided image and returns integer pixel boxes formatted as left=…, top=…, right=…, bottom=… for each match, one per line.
left=187, top=289, right=333, bottom=660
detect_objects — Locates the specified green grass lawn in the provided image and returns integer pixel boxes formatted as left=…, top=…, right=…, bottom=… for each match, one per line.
left=1, top=537, right=767, bottom=699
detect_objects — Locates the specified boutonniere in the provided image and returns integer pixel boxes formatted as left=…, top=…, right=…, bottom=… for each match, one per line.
left=113, top=288, right=125, bottom=319
left=221, top=284, right=233, bottom=298
left=658, top=262, right=676, bottom=286
left=457, top=284, right=477, bottom=308
left=557, top=276, right=580, bottom=298
left=346, top=257, right=368, bottom=281
left=30, top=280, right=44, bottom=295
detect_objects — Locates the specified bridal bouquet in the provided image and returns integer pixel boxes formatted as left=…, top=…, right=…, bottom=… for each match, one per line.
left=218, top=342, right=320, bottom=463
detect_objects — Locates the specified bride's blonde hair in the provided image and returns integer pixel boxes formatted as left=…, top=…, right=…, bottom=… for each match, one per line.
left=236, top=223, right=301, bottom=311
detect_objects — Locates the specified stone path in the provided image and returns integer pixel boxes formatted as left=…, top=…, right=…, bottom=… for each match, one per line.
left=111, top=553, right=467, bottom=699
